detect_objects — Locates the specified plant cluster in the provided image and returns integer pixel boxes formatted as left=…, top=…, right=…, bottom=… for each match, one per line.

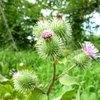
left=12, top=16, right=100, bottom=100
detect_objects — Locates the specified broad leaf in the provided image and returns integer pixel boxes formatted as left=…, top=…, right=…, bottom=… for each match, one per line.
left=81, top=90, right=99, bottom=100
left=60, top=88, right=76, bottom=100
left=0, top=74, right=8, bottom=82
left=53, top=86, right=72, bottom=100
left=59, top=74, right=80, bottom=85
left=89, top=92, right=99, bottom=100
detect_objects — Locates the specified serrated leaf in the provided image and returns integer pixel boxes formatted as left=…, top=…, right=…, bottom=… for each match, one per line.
left=60, top=88, right=76, bottom=100
left=59, top=74, right=80, bottom=85
left=0, top=74, right=8, bottom=82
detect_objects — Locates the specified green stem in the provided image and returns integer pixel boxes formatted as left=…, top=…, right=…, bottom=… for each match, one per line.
left=34, top=86, right=46, bottom=94
left=55, top=64, right=76, bottom=81
left=46, top=57, right=56, bottom=95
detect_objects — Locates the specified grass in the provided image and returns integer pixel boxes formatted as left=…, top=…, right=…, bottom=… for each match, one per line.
left=0, top=50, right=100, bottom=99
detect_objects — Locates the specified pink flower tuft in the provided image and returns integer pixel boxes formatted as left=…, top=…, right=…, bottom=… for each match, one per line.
left=12, top=72, right=19, bottom=77
left=41, top=30, right=53, bottom=39
left=82, top=41, right=100, bottom=59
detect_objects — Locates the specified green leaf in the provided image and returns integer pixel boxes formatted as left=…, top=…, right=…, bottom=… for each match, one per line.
left=3, top=84, right=13, bottom=93
left=59, top=74, right=80, bottom=85
left=60, top=88, right=76, bottom=100
left=89, top=92, right=99, bottom=100
left=52, top=86, right=73, bottom=100
left=26, top=89, right=48, bottom=100
left=58, top=57, right=67, bottom=65
left=0, top=84, right=8, bottom=94
left=0, top=74, right=8, bottom=82
left=75, top=87, right=81, bottom=100
left=26, top=89, right=40, bottom=100
left=0, top=84, right=13, bottom=96
left=81, top=90, right=99, bottom=100
left=81, top=89, right=89, bottom=100
left=33, top=93, right=48, bottom=100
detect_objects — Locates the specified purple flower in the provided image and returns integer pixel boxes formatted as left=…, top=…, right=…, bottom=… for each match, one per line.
left=12, top=72, right=19, bottom=77
left=41, top=30, right=53, bottom=39
left=82, top=41, right=100, bottom=59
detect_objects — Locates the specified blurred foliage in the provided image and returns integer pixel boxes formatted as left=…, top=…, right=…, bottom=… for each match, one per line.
left=0, top=0, right=42, bottom=50
left=0, top=0, right=100, bottom=50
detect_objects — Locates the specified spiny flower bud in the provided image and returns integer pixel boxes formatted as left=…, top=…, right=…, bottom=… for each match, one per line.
left=69, top=41, right=100, bottom=69
left=33, top=20, right=50, bottom=39
left=36, top=35, right=64, bottom=59
left=50, top=18, right=72, bottom=44
left=41, top=30, right=53, bottom=39
left=69, top=50, right=92, bottom=70
left=13, top=70, right=37, bottom=93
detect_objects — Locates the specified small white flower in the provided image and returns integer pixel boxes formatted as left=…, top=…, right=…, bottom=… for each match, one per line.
left=27, top=36, right=32, bottom=40
left=81, top=41, right=100, bottom=59
left=19, top=63, right=24, bottom=66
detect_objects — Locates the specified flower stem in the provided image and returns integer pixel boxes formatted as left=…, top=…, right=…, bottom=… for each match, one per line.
left=34, top=86, right=46, bottom=94
left=46, top=57, right=56, bottom=95
left=55, top=64, right=76, bottom=81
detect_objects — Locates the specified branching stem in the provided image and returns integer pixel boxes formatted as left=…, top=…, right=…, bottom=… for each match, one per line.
left=55, top=64, right=76, bottom=81
left=38, top=62, right=75, bottom=96
left=34, top=86, right=46, bottom=94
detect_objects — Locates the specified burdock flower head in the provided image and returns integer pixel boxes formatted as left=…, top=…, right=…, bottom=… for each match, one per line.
left=82, top=41, right=100, bottom=59
left=41, top=30, right=53, bottom=39
left=13, top=70, right=38, bottom=93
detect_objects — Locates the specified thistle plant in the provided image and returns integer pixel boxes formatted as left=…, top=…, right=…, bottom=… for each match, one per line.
left=13, top=15, right=100, bottom=100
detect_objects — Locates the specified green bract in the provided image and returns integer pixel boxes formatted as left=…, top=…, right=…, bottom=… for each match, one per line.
left=50, top=19, right=72, bottom=44
left=69, top=50, right=92, bottom=69
left=13, top=70, right=37, bottom=93
left=36, top=35, right=64, bottom=59
left=33, top=20, right=50, bottom=38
